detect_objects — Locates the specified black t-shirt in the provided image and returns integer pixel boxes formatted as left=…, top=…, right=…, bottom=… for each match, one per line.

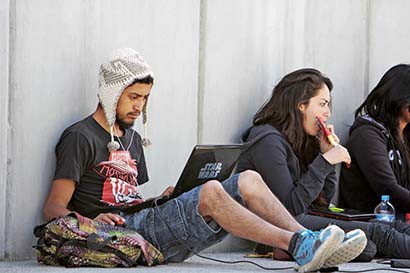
left=54, top=115, right=149, bottom=218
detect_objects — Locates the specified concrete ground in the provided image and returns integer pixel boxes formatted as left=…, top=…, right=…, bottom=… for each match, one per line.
left=1, top=252, right=409, bottom=273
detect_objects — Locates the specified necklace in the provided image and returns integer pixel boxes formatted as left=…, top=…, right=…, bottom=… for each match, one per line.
left=114, top=126, right=136, bottom=151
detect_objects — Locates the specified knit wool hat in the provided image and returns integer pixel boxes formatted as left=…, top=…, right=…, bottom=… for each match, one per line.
left=98, top=48, right=154, bottom=151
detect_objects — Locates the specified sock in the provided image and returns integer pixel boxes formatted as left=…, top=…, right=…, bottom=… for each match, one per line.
left=288, top=232, right=302, bottom=255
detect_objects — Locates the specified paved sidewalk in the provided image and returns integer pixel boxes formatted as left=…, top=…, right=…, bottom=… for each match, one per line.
left=1, top=252, right=409, bottom=273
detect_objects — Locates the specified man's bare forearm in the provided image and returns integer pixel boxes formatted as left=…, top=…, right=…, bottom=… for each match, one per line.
left=43, top=204, right=71, bottom=221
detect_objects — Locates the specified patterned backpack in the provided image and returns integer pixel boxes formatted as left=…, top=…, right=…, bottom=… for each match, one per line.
left=33, top=212, right=164, bottom=267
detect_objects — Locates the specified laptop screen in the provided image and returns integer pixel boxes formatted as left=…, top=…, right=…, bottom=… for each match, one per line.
left=172, top=144, right=244, bottom=198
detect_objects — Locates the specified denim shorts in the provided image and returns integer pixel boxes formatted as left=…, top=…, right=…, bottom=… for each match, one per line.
left=122, top=174, right=244, bottom=262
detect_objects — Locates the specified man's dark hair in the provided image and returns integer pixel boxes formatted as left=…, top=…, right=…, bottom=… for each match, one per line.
left=130, top=75, right=154, bottom=85
left=253, top=68, right=333, bottom=168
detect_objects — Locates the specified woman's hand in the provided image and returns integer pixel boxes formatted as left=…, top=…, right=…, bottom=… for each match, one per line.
left=322, top=144, right=351, bottom=165
left=319, top=124, right=340, bottom=153
left=94, top=213, right=125, bottom=226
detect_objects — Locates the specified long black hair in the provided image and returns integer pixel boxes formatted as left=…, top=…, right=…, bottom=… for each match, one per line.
left=254, top=68, right=332, bottom=168
left=356, top=64, right=410, bottom=187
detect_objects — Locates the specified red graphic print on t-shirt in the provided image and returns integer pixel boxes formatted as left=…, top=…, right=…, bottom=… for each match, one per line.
left=96, top=150, right=144, bottom=206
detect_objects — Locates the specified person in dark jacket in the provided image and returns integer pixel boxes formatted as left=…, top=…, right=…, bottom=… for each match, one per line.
left=340, top=64, right=410, bottom=216
left=237, top=68, right=410, bottom=259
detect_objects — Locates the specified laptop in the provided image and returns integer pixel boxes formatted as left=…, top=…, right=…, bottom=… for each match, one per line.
left=121, top=144, right=244, bottom=213
left=308, top=207, right=376, bottom=221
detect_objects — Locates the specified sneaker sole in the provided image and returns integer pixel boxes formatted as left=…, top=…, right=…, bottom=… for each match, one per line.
left=323, top=230, right=367, bottom=268
left=296, top=226, right=344, bottom=273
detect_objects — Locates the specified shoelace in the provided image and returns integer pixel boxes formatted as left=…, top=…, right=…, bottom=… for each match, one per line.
left=314, top=228, right=354, bottom=243
left=295, top=230, right=318, bottom=262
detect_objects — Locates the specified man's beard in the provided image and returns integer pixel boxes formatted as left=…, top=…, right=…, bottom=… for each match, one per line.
left=116, top=117, right=135, bottom=130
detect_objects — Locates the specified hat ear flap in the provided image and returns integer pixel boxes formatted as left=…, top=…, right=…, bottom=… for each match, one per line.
left=142, top=97, right=148, bottom=124
left=141, top=98, right=152, bottom=147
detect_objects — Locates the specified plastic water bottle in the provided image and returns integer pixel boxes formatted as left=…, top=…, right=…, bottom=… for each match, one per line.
left=374, top=195, right=395, bottom=222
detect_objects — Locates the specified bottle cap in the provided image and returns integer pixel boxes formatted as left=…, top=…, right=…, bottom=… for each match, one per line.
left=381, top=195, right=390, bottom=201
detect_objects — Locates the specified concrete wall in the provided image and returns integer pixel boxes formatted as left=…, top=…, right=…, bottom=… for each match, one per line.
left=0, top=0, right=10, bottom=262
left=2, top=0, right=200, bottom=260
left=368, top=0, right=410, bottom=91
left=2, top=0, right=410, bottom=260
left=302, top=0, right=369, bottom=140
left=199, top=0, right=284, bottom=145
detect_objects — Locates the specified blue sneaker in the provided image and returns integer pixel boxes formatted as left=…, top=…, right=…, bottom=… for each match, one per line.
left=292, top=225, right=344, bottom=273
left=323, top=229, right=367, bottom=268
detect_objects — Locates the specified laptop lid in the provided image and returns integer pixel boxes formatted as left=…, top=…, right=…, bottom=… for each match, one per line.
left=172, top=144, right=244, bottom=198
left=120, top=143, right=245, bottom=214
left=308, top=207, right=375, bottom=221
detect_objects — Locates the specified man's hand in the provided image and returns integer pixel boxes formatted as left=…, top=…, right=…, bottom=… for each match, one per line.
left=161, top=186, right=175, bottom=197
left=93, top=213, right=125, bottom=226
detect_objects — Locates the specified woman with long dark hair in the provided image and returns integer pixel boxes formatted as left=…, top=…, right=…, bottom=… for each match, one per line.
left=237, top=68, right=410, bottom=259
left=340, top=64, right=410, bottom=214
